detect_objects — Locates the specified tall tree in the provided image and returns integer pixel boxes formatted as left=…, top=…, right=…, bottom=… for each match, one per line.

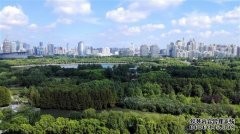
left=0, top=86, right=11, bottom=107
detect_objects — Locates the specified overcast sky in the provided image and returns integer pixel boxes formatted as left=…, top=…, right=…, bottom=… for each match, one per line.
left=0, top=0, right=240, bottom=48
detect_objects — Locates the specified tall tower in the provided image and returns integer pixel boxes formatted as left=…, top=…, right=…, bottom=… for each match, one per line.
left=78, top=41, right=84, bottom=56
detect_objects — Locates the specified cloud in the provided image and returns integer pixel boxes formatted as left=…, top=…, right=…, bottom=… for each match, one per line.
left=172, top=6, right=240, bottom=28
left=44, top=22, right=57, bottom=29
left=129, top=0, right=184, bottom=10
left=200, top=30, right=231, bottom=38
left=0, top=24, right=11, bottom=30
left=221, top=6, right=240, bottom=23
left=46, top=0, right=91, bottom=15
left=214, top=0, right=238, bottom=4
left=124, top=23, right=165, bottom=35
left=141, top=23, right=165, bottom=31
left=57, top=18, right=73, bottom=24
left=172, top=13, right=212, bottom=28
left=106, top=0, right=184, bottom=23
left=106, top=7, right=147, bottom=23
left=161, top=29, right=182, bottom=37
left=185, top=30, right=193, bottom=34
left=28, top=23, right=38, bottom=30
left=125, top=26, right=141, bottom=35
left=0, top=6, right=28, bottom=26
left=80, top=17, right=101, bottom=25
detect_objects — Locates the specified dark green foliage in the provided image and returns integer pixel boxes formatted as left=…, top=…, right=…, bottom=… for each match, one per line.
left=107, top=64, right=136, bottom=82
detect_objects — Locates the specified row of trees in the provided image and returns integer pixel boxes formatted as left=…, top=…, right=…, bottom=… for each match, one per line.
left=5, top=107, right=237, bottom=134
left=2, top=56, right=160, bottom=66
left=28, top=79, right=117, bottom=110
left=121, top=95, right=239, bottom=117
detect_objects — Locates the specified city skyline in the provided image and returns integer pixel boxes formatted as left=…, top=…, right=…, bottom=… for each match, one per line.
left=1, top=38, right=239, bottom=59
left=0, top=0, right=240, bottom=48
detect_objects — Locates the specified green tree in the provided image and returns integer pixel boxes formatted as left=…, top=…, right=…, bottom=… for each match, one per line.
left=0, top=111, right=3, bottom=120
left=204, top=83, right=212, bottom=95
left=135, top=125, right=148, bottom=134
left=106, top=111, right=125, bottom=132
left=0, top=86, right=11, bottom=107
left=19, top=124, right=35, bottom=134
left=28, top=86, right=40, bottom=106
left=145, top=120, right=156, bottom=134
left=142, top=82, right=160, bottom=96
left=183, top=82, right=192, bottom=97
left=82, top=108, right=96, bottom=118
left=65, top=120, right=79, bottom=133
left=11, top=115, right=29, bottom=125
left=35, top=115, right=55, bottom=131
left=192, top=85, right=204, bottom=97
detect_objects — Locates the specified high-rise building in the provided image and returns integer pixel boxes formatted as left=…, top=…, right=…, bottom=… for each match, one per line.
left=167, top=42, right=174, bottom=57
left=55, top=47, right=64, bottom=55
left=2, top=39, right=11, bottom=53
left=187, top=39, right=197, bottom=51
left=160, top=49, right=167, bottom=56
left=11, top=41, right=17, bottom=52
left=39, top=42, right=43, bottom=47
left=85, top=46, right=92, bottom=55
left=78, top=41, right=85, bottom=56
left=198, top=43, right=204, bottom=52
left=66, top=43, right=69, bottom=54
left=119, top=48, right=134, bottom=56
left=150, top=45, right=160, bottom=58
left=47, top=44, right=55, bottom=55
left=140, top=45, right=149, bottom=56
left=23, top=43, right=30, bottom=52
left=101, top=47, right=111, bottom=56
left=231, top=44, right=238, bottom=56
left=129, top=43, right=135, bottom=55
left=0, top=43, right=2, bottom=52
left=237, top=46, right=240, bottom=57
left=33, top=42, right=44, bottom=56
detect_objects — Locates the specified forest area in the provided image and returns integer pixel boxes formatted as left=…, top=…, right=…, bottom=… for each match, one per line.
left=0, top=57, right=240, bottom=134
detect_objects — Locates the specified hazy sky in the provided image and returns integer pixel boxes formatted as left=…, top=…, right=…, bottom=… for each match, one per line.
left=0, top=0, right=239, bottom=48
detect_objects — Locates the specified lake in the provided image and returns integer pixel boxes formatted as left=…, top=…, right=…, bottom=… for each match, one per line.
left=12, top=63, right=125, bottom=69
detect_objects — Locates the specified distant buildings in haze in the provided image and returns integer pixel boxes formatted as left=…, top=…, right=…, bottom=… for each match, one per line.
left=0, top=38, right=239, bottom=59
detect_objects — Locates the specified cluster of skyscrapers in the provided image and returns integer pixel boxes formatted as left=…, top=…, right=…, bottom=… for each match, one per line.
left=0, top=38, right=240, bottom=59
left=0, top=39, right=30, bottom=58
left=0, top=39, right=30, bottom=53
left=166, top=38, right=239, bottom=58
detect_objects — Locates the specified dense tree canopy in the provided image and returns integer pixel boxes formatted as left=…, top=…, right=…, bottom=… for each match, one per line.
left=0, top=57, right=240, bottom=133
